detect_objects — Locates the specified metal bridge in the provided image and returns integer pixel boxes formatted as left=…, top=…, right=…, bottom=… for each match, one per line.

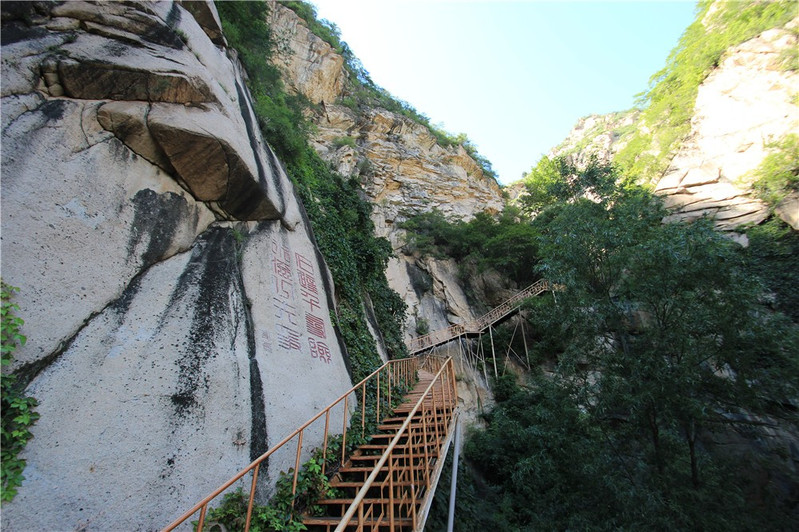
left=164, top=280, right=552, bottom=531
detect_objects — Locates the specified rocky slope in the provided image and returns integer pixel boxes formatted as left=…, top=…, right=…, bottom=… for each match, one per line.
left=266, top=1, right=506, bottom=338
left=1, top=2, right=354, bottom=528
left=534, top=16, right=798, bottom=235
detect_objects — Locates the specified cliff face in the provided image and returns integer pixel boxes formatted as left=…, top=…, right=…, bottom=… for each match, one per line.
left=549, top=110, right=640, bottom=167
left=266, top=1, right=505, bottom=339
left=655, top=22, right=798, bottom=231
left=543, top=17, right=798, bottom=234
left=1, top=2, right=353, bottom=528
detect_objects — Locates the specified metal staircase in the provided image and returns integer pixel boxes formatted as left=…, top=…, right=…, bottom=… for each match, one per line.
left=163, top=357, right=456, bottom=532
left=164, top=280, right=551, bottom=532
left=303, top=358, right=457, bottom=531
left=406, top=279, right=553, bottom=354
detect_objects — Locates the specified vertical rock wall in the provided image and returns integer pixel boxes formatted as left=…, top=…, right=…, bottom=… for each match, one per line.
left=1, top=1, right=353, bottom=529
left=265, top=1, right=507, bottom=338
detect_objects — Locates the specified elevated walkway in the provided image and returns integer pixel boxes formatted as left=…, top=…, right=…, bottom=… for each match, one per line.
left=406, top=278, right=553, bottom=354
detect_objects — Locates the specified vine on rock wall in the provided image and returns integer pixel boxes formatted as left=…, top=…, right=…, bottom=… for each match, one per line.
left=1, top=282, right=39, bottom=502
left=216, top=1, right=407, bottom=384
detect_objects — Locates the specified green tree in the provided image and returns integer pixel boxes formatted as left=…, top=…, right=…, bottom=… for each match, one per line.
left=463, top=161, right=799, bottom=529
left=520, top=155, right=620, bottom=215
left=525, top=162, right=799, bottom=527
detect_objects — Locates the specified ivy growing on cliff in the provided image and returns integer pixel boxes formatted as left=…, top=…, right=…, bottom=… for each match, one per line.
left=1, top=283, right=39, bottom=503
left=216, top=0, right=407, bottom=382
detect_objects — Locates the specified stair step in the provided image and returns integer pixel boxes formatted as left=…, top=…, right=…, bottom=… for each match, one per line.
left=303, top=516, right=413, bottom=526
left=339, top=462, right=434, bottom=474
left=329, top=480, right=422, bottom=488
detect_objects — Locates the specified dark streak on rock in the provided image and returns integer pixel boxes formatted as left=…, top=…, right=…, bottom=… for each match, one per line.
left=228, top=78, right=285, bottom=219
left=231, top=227, right=268, bottom=461
left=12, top=309, right=97, bottom=391
left=406, top=261, right=433, bottom=299
left=40, top=99, right=68, bottom=122
left=0, top=20, right=47, bottom=46
left=14, top=270, right=147, bottom=389
left=110, top=270, right=146, bottom=320
left=127, top=189, right=188, bottom=268
left=248, top=358, right=268, bottom=462
left=167, top=226, right=238, bottom=418
left=142, top=2, right=184, bottom=50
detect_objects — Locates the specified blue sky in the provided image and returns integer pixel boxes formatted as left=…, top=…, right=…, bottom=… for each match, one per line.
left=310, top=0, right=698, bottom=184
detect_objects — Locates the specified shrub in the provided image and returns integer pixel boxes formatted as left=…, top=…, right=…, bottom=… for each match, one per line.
left=1, top=282, right=39, bottom=502
left=749, top=133, right=799, bottom=206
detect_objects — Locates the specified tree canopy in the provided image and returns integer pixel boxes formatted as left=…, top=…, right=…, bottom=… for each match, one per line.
left=433, top=160, right=799, bottom=530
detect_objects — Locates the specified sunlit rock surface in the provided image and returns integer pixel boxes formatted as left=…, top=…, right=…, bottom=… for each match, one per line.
left=1, top=2, right=352, bottom=529
left=655, top=22, right=798, bottom=230
left=266, top=1, right=505, bottom=341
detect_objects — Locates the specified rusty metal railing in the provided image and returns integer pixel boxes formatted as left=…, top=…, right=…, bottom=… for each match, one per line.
left=470, top=278, right=551, bottom=332
left=163, top=357, right=419, bottom=532
left=406, top=279, right=553, bottom=354
left=335, top=357, right=457, bottom=531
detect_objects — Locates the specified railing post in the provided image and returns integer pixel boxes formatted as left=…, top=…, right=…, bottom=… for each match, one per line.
left=376, top=370, right=381, bottom=427
left=389, top=451, right=396, bottom=530
left=291, top=430, right=303, bottom=508
left=447, top=418, right=460, bottom=532
left=421, top=396, right=431, bottom=489
left=197, top=504, right=208, bottom=532
left=342, top=395, right=349, bottom=464
left=245, top=463, right=260, bottom=531
left=489, top=325, right=498, bottom=378
left=361, top=382, right=366, bottom=438
left=322, top=411, right=330, bottom=476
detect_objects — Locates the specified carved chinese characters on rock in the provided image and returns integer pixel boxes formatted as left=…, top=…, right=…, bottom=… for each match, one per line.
left=269, top=239, right=331, bottom=364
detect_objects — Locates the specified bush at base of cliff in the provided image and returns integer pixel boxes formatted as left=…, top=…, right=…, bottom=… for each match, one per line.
left=1, top=283, right=39, bottom=502
left=749, top=133, right=799, bottom=207
left=399, top=206, right=540, bottom=287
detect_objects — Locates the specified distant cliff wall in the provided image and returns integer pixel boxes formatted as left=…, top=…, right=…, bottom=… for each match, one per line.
left=543, top=16, right=798, bottom=235
left=266, top=1, right=505, bottom=339
left=1, top=2, right=354, bottom=529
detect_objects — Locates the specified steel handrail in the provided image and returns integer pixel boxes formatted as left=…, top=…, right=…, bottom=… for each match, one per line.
left=163, top=357, right=419, bottom=531
left=335, top=357, right=457, bottom=531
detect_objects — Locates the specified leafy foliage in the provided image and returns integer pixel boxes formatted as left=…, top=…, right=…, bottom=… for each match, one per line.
left=216, top=1, right=407, bottom=382
left=519, top=155, right=622, bottom=214
left=1, top=283, right=39, bottom=503
left=749, top=133, right=799, bottom=207
left=399, top=206, right=539, bottom=286
left=202, top=455, right=331, bottom=532
left=455, top=162, right=799, bottom=530
left=615, top=0, right=797, bottom=181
